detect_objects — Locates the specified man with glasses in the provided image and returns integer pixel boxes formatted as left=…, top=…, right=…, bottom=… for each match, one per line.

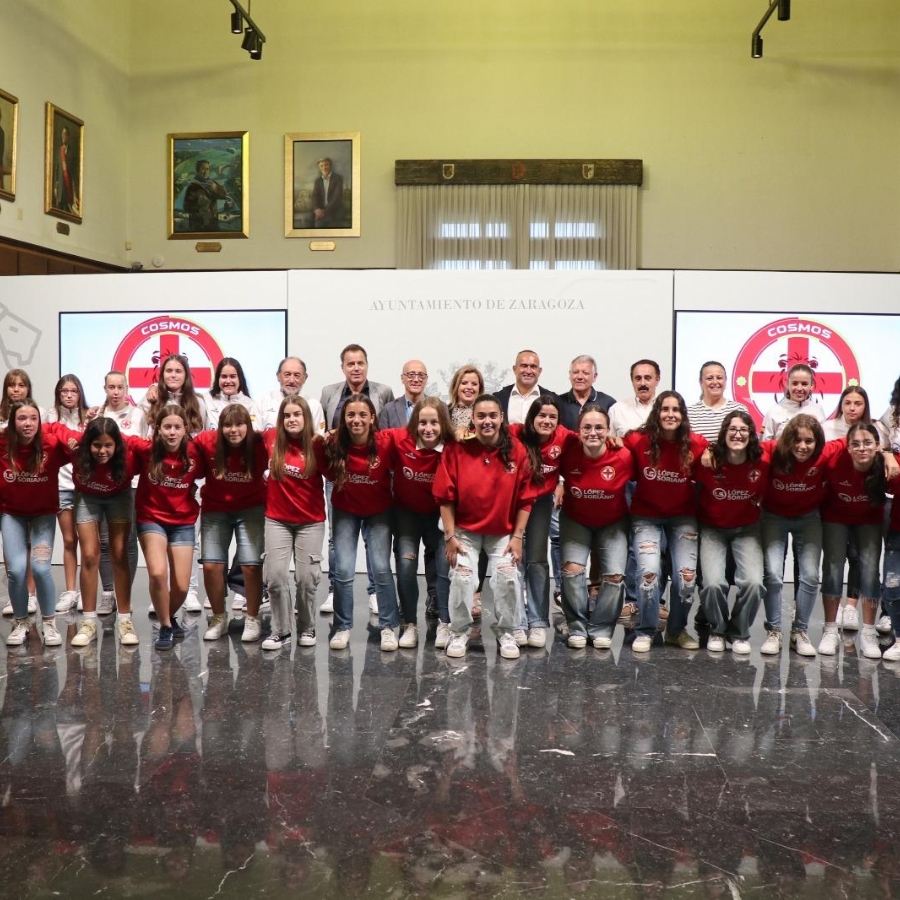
left=379, top=360, right=430, bottom=428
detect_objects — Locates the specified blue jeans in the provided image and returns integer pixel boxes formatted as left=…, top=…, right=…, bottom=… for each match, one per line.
left=327, top=480, right=376, bottom=596
left=631, top=516, right=698, bottom=637
left=761, top=509, right=821, bottom=632
left=550, top=505, right=561, bottom=592
left=331, top=507, right=399, bottom=632
left=2, top=513, right=56, bottom=618
left=699, top=523, right=764, bottom=640
left=523, top=493, right=553, bottom=628
left=822, top=521, right=882, bottom=600
left=394, top=507, right=450, bottom=624
left=560, top=513, right=628, bottom=639
left=883, top=530, right=900, bottom=636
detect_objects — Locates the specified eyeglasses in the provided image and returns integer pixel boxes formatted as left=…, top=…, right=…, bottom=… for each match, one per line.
left=849, top=441, right=877, bottom=450
left=402, top=372, right=427, bottom=381
left=726, top=427, right=750, bottom=436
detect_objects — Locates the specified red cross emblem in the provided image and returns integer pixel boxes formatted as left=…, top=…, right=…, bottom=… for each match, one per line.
left=732, top=317, right=860, bottom=430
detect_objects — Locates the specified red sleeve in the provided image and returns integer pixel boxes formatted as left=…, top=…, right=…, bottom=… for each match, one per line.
left=432, top=444, right=459, bottom=506
left=191, top=430, right=217, bottom=460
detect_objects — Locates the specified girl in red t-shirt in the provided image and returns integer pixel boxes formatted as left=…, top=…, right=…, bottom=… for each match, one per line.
left=314, top=394, right=398, bottom=651
left=192, top=405, right=268, bottom=644
left=260, top=394, right=326, bottom=652
left=694, top=411, right=769, bottom=655
left=557, top=404, right=634, bottom=649
left=623, top=391, right=707, bottom=653
left=131, top=404, right=206, bottom=651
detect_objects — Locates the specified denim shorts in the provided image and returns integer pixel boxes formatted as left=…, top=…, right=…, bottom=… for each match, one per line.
left=75, top=489, right=134, bottom=526
left=137, top=521, right=196, bottom=546
left=59, top=489, right=76, bottom=513
left=200, top=505, right=265, bottom=566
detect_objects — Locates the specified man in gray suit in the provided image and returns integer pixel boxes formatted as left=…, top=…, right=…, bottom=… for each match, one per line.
left=378, top=359, right=429, bottom=429
left=320, top=343, right=395, bottom=614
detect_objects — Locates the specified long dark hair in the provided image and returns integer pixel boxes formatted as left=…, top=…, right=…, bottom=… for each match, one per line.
left=212, top=404, right=255, bottom=479
left=6, top=400, right=43, bottom=474
left=472, top=394, right=516, bottom=472
left=325, top=393, right=378, bottom=491
left=149, top=404, right=191, bottom=483
left=270, top=394, right=316, bottom=481
left=640, top=391, right=694, bottom=472
left=833, top=385, right=873, bottom=424
left=847, top=422, right=887, bottom=506
left=520, top=395, right=560, bottom=487
left=0, top=368, right=32, bottom=422
left=711, top=410, right=762, bottom=469
left=53, top=373, right=89, bottom=425
left=209, top=357, right=251, bottom=400
left=76, top=417, right=126, bottom=485
left=771, top=413, right=825, bottom=474
left=147, top=354, right=205, bottom=434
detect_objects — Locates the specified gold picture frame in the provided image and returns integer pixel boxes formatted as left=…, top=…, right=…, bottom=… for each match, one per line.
left=44, top=102, right=83, bottom=223
left=168, top=131, right=249, bottom=239
left=284, top=131, right=360, bottom=238
left=0, top=88, right=18, bottom=202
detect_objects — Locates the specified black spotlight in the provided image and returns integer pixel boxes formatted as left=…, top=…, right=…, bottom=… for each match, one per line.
left=751, top=34, right=763, bottom=58
left=249, top=36, right=263, bottom=60
left=241, top=27, right=257, bottom=51
left=777, top=0, right=791, bottom=21
left=231, top=11, right=243, bottom=33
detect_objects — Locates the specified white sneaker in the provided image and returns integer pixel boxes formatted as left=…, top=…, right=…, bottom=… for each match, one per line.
left=790, top=630, right=816, bottom=657
left=632, top=634, right=652, bottom=653
left=511, top=628, right=528, bottom=647
left=567, top=633, right=587, bottom=649
left=398, top=624, right=418, bottom=648
left=883, top=641, right=900, bottom=662
left=118, top=619, right=139, bottom=646
left=835, top=606, right=844, bottom=628
left=6, top=619, right=28, bottom=646
left=730, top=638, right=752, bottom=655
left=369, top=595, right=379, bottom=615
left=818, top=628, right=840, bottom=655
left=75, top=593, right=82, bottom=612
left=860, top=629, right=882, bottom=660
left=204, top=596, right=212, bottom=609
left=1, top=600, right=12, bottom=616
left=760, top=630, right=782, bottom=655
left=28, top=594, right=39, bottom=614
left=231, top=592, right=246, bottom=612
left=97, top=591, right=116, bottom=616
left=593, top=634, right=613, bottom=649
left=184, top=590, right=202, bottom=613
left=242, top=616, right=261, bottom=642
left=259, top=599, right=271, bottom=614
left=381, top=627, right=399, bottom=652
left=320, top=592, right=334, bottom=614
left=71, top=620, right=98, bottom=647
left=446, top=631, right=468, bottom=658
left=877, top=615, right=893, bottom=635
left=297, top=628, right=316, bottom=647
left=204, top=614, right=229, bottom=640
left=56, top=590, right=79, bottom=613
left=707, top=635, right=726, bottom=652
left=841, top=604, right=860, bottom=631
left=42, top=621, right=62, bottom=646
left=498, top=633, right=520, bottom=659
left=329, top=629, right=350, bottom=650
left=435, top=622, right=452, bottom=649
left=526, top=627, right=546, bottom=648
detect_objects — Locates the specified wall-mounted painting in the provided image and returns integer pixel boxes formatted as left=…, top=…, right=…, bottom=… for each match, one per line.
left=0, top=88, right=18, bottom=202
left=44, top=102, right=83, bottom=223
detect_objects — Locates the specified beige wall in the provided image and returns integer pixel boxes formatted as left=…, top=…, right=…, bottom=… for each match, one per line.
left=3, top=0, right=900, bottom=272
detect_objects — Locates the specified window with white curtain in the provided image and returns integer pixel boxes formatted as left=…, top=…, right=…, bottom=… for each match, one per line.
left=396, top=182, right=638, bottom=270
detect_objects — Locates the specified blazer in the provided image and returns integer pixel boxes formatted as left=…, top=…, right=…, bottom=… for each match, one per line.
left=320, top=380, right=394, bottom=428
left=378, top=395, right=450, bottom=430
left=493, top=383, right=557, bottom=422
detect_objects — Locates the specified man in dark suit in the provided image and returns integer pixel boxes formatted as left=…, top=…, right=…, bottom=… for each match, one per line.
left=493, top=349, right=556, bottom=424
left=312, top=157, right=344, bottom=228
left=378, top=359, right=429, bottom=429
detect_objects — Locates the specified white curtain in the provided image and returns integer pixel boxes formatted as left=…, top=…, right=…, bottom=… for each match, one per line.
left=396, top=183, right=638, bottom=270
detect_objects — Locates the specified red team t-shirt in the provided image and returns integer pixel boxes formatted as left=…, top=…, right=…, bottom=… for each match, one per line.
left=509, top=423, right=568, bottom=497
left=314, top=430, right=395, bottom=518
left=0, top=423, right=72, bottom=517
left=129, top=438, right=207, bottom=525
left=762, top=438, right=845, bottom=518
left=624, top=431, right=708, bottom=519
left=261, top=430, right=326, bottom=524
left=192, top=430, right=268, bottom=513
left=693, top=449, right=771, bottom=529
left=821, top=449, right=885, bottom=526
left=558, top=440, right=634, bottom=528
left=383, top=429, right=443, bottom=515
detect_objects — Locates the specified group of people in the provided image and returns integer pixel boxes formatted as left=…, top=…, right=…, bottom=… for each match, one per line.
left=2, top=343, right=900, bottom=664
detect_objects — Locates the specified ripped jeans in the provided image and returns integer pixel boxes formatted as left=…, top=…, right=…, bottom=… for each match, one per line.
left=2, top=513, right=57, bottom=618
left=883, top=529, right=900, bottom=637
left=631, top=516, right=698, bottom=637
left=449, top=528, right=520, bottom=636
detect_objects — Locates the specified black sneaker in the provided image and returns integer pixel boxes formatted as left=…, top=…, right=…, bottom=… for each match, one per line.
left=170, top=617, right=186, bottom=641
left=155, top=625, right=175, bottom=651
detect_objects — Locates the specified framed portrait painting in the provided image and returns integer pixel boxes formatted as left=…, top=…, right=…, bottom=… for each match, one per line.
left=0, top=88, right=18, bottom=202
left=284, top=131, right=360, bottom=238
left=168, top=131, right=249, bottom=239
left=44, top=102, right=83, bottom=223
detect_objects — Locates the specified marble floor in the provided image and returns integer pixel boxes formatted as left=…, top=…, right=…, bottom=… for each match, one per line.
left=2, top=572, right=900, bottom=898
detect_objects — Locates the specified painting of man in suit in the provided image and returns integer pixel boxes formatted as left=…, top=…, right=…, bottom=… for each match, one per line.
left=287, top=133, right=358, bottom=237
